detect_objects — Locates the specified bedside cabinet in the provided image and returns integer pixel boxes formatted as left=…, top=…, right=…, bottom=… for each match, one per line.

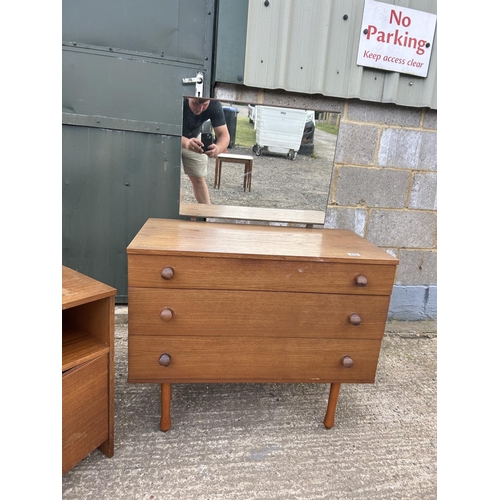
left=62, top=266, right=116, bottom=474
left=127, top=219, right=398, bottom=431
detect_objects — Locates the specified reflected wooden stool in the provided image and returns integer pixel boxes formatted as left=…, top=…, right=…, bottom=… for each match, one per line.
left=214, top=153, right=253, bottom=192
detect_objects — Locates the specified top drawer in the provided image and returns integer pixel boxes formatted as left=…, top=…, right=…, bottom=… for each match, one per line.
left=128, top=254, right=396, bottom=295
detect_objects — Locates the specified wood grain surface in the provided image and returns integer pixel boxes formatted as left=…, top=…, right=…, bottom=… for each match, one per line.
left=128, top=288, right=390, bottom=339
left=127, top=218, right=399, bottom=265
left=128, top=336, right=382, bottom=384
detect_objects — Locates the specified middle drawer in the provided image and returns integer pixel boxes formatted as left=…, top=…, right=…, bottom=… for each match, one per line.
left=128, top=288, right=390, bottom=339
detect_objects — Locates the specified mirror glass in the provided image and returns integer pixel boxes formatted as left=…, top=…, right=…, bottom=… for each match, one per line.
left=179, top=97, right=340, bottom=224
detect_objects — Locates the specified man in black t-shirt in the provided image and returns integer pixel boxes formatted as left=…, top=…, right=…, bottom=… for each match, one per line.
left=182, top=97, right=230, bottom=204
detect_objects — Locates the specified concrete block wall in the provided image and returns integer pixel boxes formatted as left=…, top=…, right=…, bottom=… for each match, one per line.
left=325, top=100, right=437, bottom=320
left=214, top=84, right=437, bottom=321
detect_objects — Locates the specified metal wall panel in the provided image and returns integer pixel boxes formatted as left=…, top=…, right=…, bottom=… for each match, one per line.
left=62, top=48, right=187, bottom=134
left=213, top=0, right=249, bottom=85
left=62, top=0, right=212, bottom=64
left=233, top=0, right=437, bottom=109
left=62, top=0, right=216, bottom=300
left=62, top=125, right=181, bottom=301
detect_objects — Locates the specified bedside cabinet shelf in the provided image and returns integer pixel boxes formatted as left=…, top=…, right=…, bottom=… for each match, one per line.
left=62, top=328, right=110, bottom=372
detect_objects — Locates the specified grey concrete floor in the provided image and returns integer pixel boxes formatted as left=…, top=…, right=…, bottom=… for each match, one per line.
left=62, top=309, right=437, bottom=499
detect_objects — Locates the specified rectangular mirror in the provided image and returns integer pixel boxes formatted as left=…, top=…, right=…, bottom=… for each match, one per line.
left=179, top=97, right=340, bottom=226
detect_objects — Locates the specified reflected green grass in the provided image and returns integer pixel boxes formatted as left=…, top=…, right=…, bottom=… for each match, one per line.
left=234, top=114, right=256, bottom=148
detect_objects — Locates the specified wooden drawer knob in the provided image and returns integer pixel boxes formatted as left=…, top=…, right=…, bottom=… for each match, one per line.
left=159, top=353, right=171, bottom=367
left=161, top=267, right=174, bottom=280
left=160, top=308, right=173, bottom=322
left=355, top=274, right=368, bottom=287
left=342, top=356, right=354, bottom=368
left=349, top=313, right=361, bottom=326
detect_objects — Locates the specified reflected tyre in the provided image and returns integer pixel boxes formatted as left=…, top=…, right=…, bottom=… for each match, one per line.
left=298, top=143, right=314, bottom=156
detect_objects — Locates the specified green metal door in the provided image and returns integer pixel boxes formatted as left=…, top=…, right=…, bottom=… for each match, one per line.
left=62, top=0, right=216, bottom=301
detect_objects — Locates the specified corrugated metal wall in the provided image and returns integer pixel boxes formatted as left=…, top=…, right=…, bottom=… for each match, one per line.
left=216, top=0, right=436, bottom=109
left=62, top=0, right=216, bottom=301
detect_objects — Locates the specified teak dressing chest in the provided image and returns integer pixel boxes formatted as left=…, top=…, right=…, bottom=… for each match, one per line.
left=62, top=266, right=116, bottom=474
left=127, top=218, right=398, bottom=431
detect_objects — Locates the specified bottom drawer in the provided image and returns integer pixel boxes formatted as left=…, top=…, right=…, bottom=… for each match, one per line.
left=128, top=336, right=382, bottom=384
left=62, top=355, right=109, bottom=475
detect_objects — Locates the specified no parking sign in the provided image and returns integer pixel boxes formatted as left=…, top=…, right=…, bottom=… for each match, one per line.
left=357, top=0, right=437, bottom=78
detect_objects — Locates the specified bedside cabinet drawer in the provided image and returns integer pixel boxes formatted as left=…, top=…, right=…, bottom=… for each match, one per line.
left=128, top=336, right=382, bottom=384
left=128, top=288, right=390, bottom=339
left=128, top=254, right=396, bottom=295
left=62, top=355, right=109, bottom=475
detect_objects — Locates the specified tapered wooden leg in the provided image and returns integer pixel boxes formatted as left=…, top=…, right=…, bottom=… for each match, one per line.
left=323, top=383, right=341, bottom=429
left=215, top=158, right=221, bottom=189
left=98, top=437, right=114, bottom=458
left=160, top=383, right=172, bottom=431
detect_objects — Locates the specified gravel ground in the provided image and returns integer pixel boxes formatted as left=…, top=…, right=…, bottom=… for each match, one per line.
left=62, top=311, right=437, bottom=500
left=181, top=129, right=337, bottom=213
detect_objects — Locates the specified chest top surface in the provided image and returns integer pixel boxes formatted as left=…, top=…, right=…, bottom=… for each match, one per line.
left=127, top=219, right=398, bottom=266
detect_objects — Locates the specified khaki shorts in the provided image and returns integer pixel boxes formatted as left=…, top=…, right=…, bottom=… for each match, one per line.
left=182, top=147, right=208, bottom=177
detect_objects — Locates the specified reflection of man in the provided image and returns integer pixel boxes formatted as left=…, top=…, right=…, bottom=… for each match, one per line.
left=182, top=97, right=230, bottom=204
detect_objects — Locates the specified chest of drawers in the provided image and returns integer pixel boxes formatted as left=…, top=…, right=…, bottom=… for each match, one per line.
left=127, top=218, right=398, bottom=431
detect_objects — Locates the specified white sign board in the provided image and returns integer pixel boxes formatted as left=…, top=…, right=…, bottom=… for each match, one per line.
left=357, top=0, right=436, bottom=78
